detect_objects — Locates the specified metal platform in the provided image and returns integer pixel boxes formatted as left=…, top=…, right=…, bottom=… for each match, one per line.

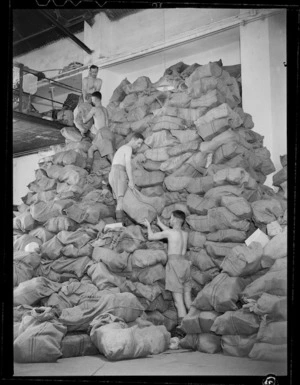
left=13, top=111, right=66, bottom=156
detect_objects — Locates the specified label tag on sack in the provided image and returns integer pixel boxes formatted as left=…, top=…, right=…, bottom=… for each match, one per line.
left=245, top=228, right=270, bottom=248
left=104, top=223, right=124, bottom=232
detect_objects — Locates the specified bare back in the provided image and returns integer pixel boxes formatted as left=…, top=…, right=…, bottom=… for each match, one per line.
left=112, top=145, right=132, bottom=167
left=92, top=106, right=108, bottom=130
left=166, top=229, right=188, bottom=256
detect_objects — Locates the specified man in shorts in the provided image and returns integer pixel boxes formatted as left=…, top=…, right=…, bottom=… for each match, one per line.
left=82, top=65, right=102, bottom=103
left=82, top=91, right=114, bottom=168
left=109, top=133, right=144, bottom=223
left=143, top=211, right=192, bottom=336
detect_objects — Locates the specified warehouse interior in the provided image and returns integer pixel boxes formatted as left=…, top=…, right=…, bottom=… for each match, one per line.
left=11, top=7, right=289, bottom=379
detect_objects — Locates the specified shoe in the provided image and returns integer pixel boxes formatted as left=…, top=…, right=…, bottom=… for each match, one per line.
left=169, top=337, right=180, bottom=350
left=170, top=327, right=186, bottom=339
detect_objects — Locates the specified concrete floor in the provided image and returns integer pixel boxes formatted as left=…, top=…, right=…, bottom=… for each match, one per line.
left=14, top=349, right=287, bottom=377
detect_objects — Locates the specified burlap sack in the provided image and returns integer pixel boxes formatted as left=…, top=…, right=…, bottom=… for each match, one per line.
left=61, top=332, right=99, bottom=358
left=29, top=227, right=55, bottom=243
left=185, top=62, right=222, bottom=87
left=192, top=273, right=246, bottom=313
left=133, top=168, right=165, bottom=187
left=27, top=176, right=57, bottom=193
left=59, top=292, right=144, bottom=331
left=167, top=140, right=200, bottom=157
left=60, top=127, right=82, bottom=142
left=171, top=129, right=200, bottom=144
left=241, top=269, right=287, bottom=300
left=123, top=187, right=165, bottom=224
left=145, top=130, right=179, bottom=148
left=211, top=308, right=260, bottom=335
left=109, top=78, right=131, bottom=104
left=144, top=147, right=170, bottom=162
left=180, top=333, right=222, bottom=354
left=51, top=150, right=86, bottom=168
left=123, top=76, right=152, bottom=94
left=249, top=342, right=287, bottom=361
left=186, top=207, right=250, bottom=233
left=14, top=251, right=41, bottom=287
left=160, top=152, right=193, bottom=174
left=221, top=334, right=257, bottom=357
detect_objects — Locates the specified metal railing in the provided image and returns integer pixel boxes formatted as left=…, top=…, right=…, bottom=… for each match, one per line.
left=13, top=63, right=82, bottom=119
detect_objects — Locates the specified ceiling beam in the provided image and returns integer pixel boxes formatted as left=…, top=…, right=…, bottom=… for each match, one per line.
left=37, top=9, right=93, bottom=55
left=13, top=25, right=34, bottom=51
left=14, top=25, right=59, bottom=46
left=14, top=13, right=95, bottom=46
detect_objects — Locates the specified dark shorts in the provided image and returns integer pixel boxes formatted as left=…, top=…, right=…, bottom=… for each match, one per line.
left=165, top=254, right=192, bottom=294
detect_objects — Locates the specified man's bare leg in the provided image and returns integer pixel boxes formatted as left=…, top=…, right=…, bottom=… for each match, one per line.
left=115, top=197, right=124, bottom=223
left=172, top=292, right=188, bottom=337
left=184, top=289, right=192, bottom=311
left=172, top=292, right=187, bottom=319
left=86, top=145, right=96, bottom=171
left=116, top=197, right=123, bottom=212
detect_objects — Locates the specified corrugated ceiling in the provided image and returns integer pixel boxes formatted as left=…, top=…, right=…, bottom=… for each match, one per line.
left=13, top=9, right=144, bottom=57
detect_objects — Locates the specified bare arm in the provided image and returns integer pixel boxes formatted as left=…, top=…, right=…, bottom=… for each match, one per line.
left=103, top=107, right=109, bottom=127
left=95, top=78, right=102, bottom=92
left=124, top=147, right=134, bottom=188
left=157, top=216, right=171, bottom=231
left=144, top=219, right=170, bottom=241
left=82, top=107, right=95, bottom=124
left=82, top=78, right=88, bottom=101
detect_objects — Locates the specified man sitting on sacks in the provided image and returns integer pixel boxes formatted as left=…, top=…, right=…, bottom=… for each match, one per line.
left=82, top=91, right=114, bottom=168
left=108, top=133, right=144, bottom=223
left=143, top=211, right=192, bottom=338
left=82, top=64, right=102, bottom=103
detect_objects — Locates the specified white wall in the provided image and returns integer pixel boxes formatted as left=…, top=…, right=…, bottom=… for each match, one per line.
left=13, top=149, right=55, bottom=205
left=13, top=9, right=286, bottom=203
left=240, top=10, right=286, bottom=185
left=98, top=27, right=240, bottom=107
left=14, top=32, right=85, bottom=77
left=84, top=8, right=240, bottom=63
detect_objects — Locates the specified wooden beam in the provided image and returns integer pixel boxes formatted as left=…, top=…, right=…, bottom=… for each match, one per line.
left=38, top=10, right=93, bottom=54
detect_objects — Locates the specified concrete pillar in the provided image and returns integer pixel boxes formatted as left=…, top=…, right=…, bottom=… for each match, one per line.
left=268, top=11, right=287, bottom=172
left=240, top=10, right=286, bottom=186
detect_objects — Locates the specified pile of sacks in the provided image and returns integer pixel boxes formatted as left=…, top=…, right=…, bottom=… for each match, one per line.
left=272, top=155, right=287, bottom=198
left=13, top=136, right=173, bottom=362
left=13, top=59, right=287, bottom=363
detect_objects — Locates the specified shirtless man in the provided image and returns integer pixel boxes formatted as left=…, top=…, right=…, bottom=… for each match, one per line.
left=143, top=211, right=192, bottom=336
left=82, top=91, right=114, bottom=168
left=82, top=65, right=102, bottom=103
left=108, top=133, right=144, bottom=223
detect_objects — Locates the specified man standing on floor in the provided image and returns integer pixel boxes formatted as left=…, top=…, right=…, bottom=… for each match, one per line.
left=108, top=133, right=144, bottom=223
left=82, top=65, right=102, bottom=103
left=143, top=211, right=192, bottom=337
left=82, top=91, right=114, bottom=168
